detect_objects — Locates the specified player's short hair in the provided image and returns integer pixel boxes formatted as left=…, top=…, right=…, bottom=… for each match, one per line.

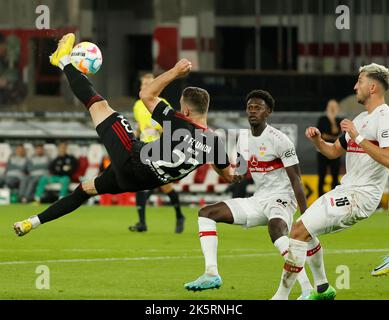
left=359, top=63, right=389, bottom=91
left=182, top=87, right=210, bottom=114
left=245, top=90, right=275, bottom=112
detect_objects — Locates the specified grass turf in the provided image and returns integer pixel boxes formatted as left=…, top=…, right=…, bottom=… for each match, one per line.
left=0, top=204, right=388, bottom=300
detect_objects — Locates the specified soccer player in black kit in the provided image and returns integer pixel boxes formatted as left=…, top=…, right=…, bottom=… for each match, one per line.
left=14, top=33, right=238, bottom=236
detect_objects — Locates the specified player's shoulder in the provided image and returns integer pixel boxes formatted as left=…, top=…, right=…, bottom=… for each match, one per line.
left=160, top=97, right=171, bottom=107
left=376, top=104, right=389, bottom=117
left=353, top=110, right=368, bottom=122
left=266, top=125, right=294, bottom=145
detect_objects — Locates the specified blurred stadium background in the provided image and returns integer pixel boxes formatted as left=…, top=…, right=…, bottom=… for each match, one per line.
left=0, top=0, right=388, bottom=301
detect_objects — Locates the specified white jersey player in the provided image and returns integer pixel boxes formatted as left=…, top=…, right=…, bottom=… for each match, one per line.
left=185, top=89, right=317, bottom=299
left=272, top=63, right=389, bottom=300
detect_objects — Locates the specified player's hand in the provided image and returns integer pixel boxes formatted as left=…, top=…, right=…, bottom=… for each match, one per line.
left=305, top=127, right=321, bottom=142
left=340, top=119, right=359, bottom=140
left=173, top=59, right=192, bottom=77
left=231, top=175, right=245, bottom=184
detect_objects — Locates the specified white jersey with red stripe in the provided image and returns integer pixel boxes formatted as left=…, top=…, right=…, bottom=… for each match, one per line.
left=341, top=103, right=389, bottom=213
left=237, top=125, right=299, bottom=199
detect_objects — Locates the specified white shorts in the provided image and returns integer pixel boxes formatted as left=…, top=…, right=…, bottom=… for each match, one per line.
left=223, top=195, right=297, bottom=230
left=299, top=187, right=369, bottom=237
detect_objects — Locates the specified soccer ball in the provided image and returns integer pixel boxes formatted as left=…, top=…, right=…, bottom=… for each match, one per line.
left=70, top=42, right=103, bottom=75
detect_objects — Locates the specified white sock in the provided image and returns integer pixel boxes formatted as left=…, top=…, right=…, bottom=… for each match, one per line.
left=59, top=55, right=71, bottom=70
left=274, top=235, right=289, bottom=257
left=306, top=237, right=328, bottom=288
left=28, top=215, right=41, bottom=229
left=198, top=217, right=218, bottom=276
left=274, top=236, right=313, bottom=293
left=272, top=238, right=308, bottom=300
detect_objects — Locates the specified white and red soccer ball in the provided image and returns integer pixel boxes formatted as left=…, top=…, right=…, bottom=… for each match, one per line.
left=70, top=42, right=103, bottom=75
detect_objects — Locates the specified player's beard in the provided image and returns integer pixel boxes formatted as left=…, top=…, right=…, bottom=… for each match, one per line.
left=357, top=92, right=368, bottom=105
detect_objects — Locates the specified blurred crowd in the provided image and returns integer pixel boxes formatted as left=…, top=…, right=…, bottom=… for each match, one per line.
left=0, top=33, right=26, bottom=106
left=0, top=142, right=79, bottom=203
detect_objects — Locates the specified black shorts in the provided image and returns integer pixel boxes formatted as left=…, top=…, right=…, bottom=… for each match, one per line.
left=94, top=112, right=162, bottom=194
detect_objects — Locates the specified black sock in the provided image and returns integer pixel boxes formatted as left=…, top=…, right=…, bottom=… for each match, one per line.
left=317, top=283, right=329, bottom=293
left=37, top=185, right=90, bottom=224
left=167, top=190, right=184, bottom=220
left=63, top=64, right=104, bottom=109
left=145, top=189, right=154, bottom=202
left=136, top=191, right=147, bottom=225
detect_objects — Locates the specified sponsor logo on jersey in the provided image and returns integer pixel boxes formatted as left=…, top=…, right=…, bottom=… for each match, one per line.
left=248, top=155, right=284, bottom=173
left=284, top=148, right=296, bottom=158
left=347, top=139, right=379, bottom=153
left=381, top=129, right=389, bottom=139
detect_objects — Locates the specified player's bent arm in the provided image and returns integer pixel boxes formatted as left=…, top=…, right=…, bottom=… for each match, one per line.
left=315, top=138, right=345, bottom=160
left=139, top=68, right=178, bottom=113
left=285, top=164, right=307, bottom=214
left=211, top=164, right=232, bottom=182
left=211, top=164, right=242, bottom=184
left=359, top=142, right=389, bottom=168
left=140, top=59, right=192, bottom=114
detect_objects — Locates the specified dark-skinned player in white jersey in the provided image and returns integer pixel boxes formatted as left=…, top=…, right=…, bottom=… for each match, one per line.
left=185, top=89, right=318, bottom=300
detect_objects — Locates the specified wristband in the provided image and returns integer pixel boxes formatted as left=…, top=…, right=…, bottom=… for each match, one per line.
left=355, top=135, right=365, bottom=145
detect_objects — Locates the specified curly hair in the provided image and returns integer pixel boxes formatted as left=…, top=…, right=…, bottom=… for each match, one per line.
left=245, top=90, right=275, bottom=111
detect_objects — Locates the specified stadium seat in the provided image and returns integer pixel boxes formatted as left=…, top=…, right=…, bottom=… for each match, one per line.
left=0, top=143, right=11, bottom=175
left=67, top=144, right=81, bottom=158
left=71, top=156, right=89, bottom=182
left=173, top=169, right=196, bottom=192
left=83, top=144, right=104, bottom=179
left=23, top=143, right=34, bottom=158
left=190, top=165, right=224, bottom=193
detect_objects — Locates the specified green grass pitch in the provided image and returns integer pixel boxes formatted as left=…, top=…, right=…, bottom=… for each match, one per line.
left=0, top=204, right=388, bottom=300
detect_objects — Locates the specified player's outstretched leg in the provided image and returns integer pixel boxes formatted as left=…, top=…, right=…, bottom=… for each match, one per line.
left=184, top=203, right=232, bottom=291
left=269, top=218, right=313, bottom=300
left=371, top=255, right=389, bottom=277
left=13, top=179, right=96, bottom=236
left=271, top=221, right=336, bottom=300
left=304, top=237, right=336, bottom=300
left=50, top=33, right=115, bottom=128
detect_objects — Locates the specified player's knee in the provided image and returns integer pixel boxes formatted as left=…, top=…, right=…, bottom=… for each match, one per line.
left=198, top=206, right=216, bottom=220
left=81, top=179, right=98, bottom=196
left=160, top=184, right=173, bottom=193
left=289, top=221, right=311, bottom=241
left=268, top=218, right=288, bottom=242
